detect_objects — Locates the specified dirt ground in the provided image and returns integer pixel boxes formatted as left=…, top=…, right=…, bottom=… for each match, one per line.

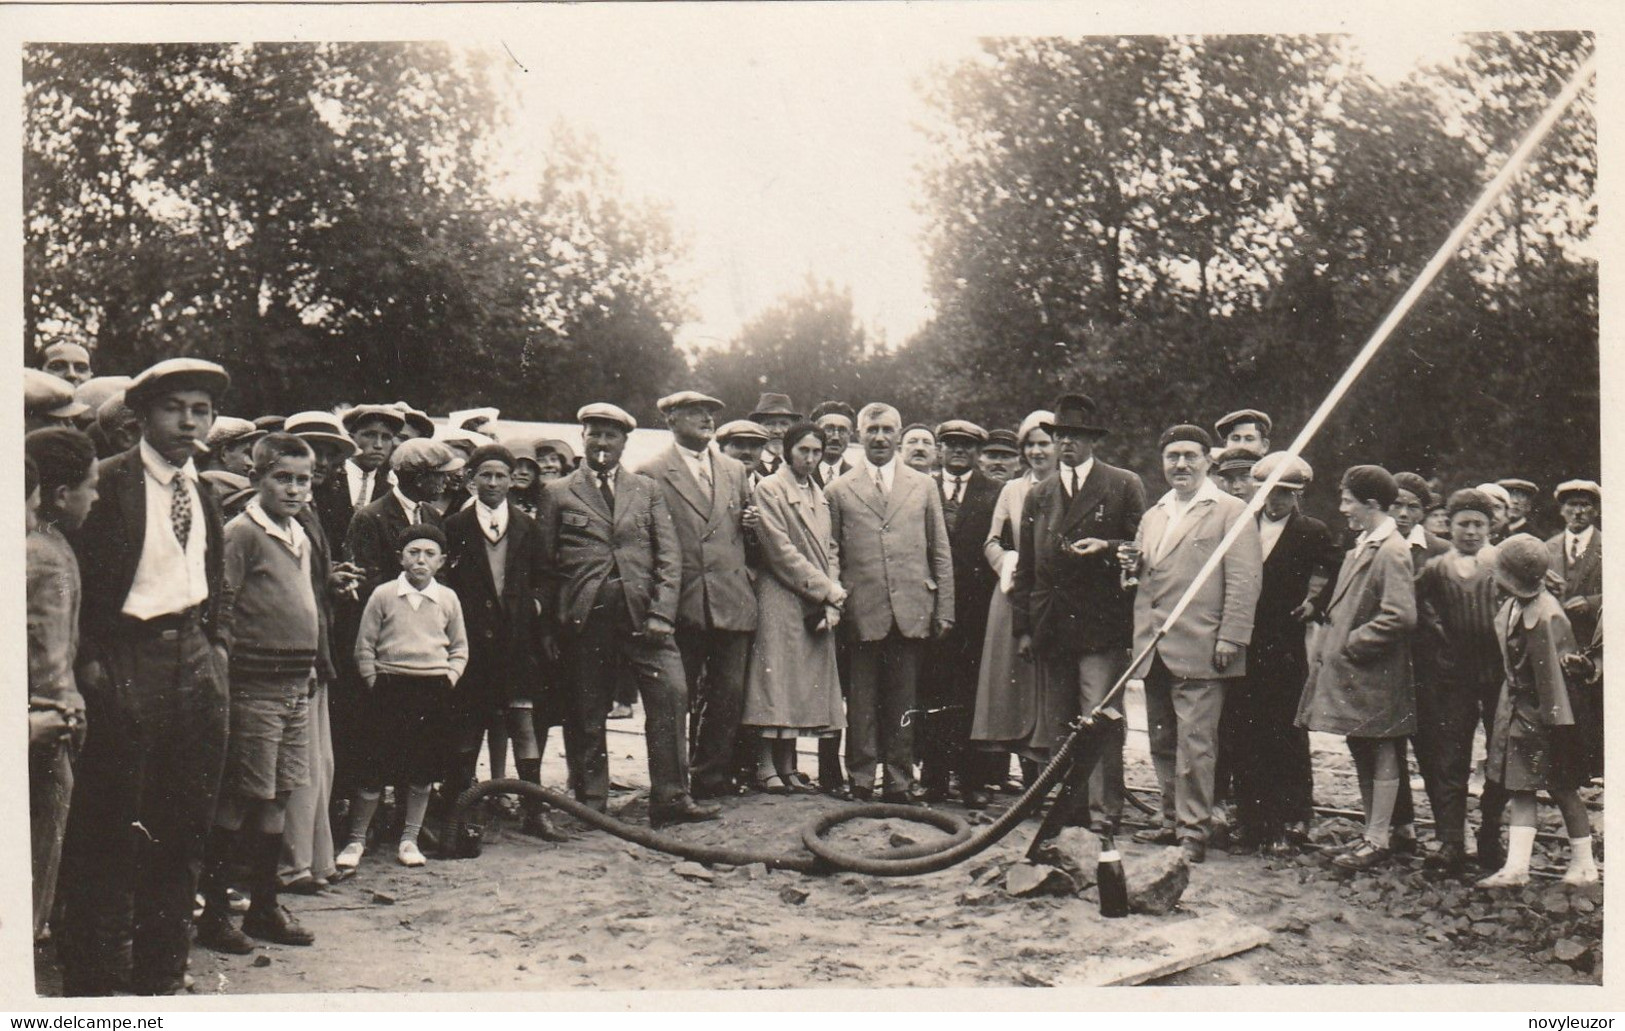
left=38, top=686, right=1603, bottom=995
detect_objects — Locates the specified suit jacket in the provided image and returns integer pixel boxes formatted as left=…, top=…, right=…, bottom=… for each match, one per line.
left=71, top=446, right=227, bottom=668
left=826, top=461, right=955, bottom=643
left=444, top=504, right=547, bottom=689
left=635, top=444, right=758, bottom=633
left=937, top=469, right=1002, bottom=644
left=1547, top=528, right=1602, bottom=646
left=1249, top=510, right=1338, bottom=687
left=1130, top=485, right=1262, bottom=680
left=1011, top=460, right=1147, bottom=656
left=1296, top=523, right=1417, bottom=737
left=344, top=491, right=443, bottom=602
left=1407, top=528, right=1451, bottom=574
left=536, top=465, right=682, bottom=633
left=811, top=458, right=854, bottom=490
left=295, top=504, right=336, bottom=683
left=313, top=463, right=392, bottom=563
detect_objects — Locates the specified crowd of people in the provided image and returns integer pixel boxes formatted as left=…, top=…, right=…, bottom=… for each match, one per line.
left=23, top=337, right=1604, bottom=996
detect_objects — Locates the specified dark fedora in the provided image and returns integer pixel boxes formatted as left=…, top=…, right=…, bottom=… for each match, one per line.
left=1041, top=393, right=1107, bottom=436
left=748, top=392, right=802, bottom=422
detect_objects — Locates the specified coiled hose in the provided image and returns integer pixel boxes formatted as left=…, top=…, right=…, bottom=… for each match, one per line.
left=450, top=713, right=1098, bottom=877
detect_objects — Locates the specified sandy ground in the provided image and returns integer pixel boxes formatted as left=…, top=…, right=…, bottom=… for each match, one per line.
left=38, top=686, right=1603, bottom=995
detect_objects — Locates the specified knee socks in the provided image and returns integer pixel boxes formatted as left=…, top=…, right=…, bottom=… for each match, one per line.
left=402, top=785, right=432, bottom=844
left=248, top=831, right=283, bottom=914
left=347, top=789, right=382, bottom=847
left=1367, top=778, right=1399, bottom=848
left=1503, top=825, right=1536, bottom=876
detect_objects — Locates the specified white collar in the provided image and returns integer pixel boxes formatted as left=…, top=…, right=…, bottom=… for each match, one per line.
left=863, top=455, right=894, bottom=475
left=139, top=438, right=198, bottom=486
left=1155, top=475, right=1225, bottom=512
left=476, top=498, right=509, bottom=538
left=245, top=497, right=307, bottom=555
left=1358, top=515, right=1399, bottom=547
left=395, top=572, right=446, bottom=606
left=392, top=486, right=420, bottom=521
left=1567, top=525, right=1595, bottom=548
left=1406, top=524, right=1429, bottom=548
left=1059, top=457, right=1094, bottom=486
left=678, top=443, right=709, bottom=464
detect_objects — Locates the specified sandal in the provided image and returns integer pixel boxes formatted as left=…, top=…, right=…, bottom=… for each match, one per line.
left=782, top=771, right=819, bottom=795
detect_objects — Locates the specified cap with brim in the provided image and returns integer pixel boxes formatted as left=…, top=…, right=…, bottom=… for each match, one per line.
left=576, top=402, right=636, bottom=432
left=1475, top=483, right=1512, bottom=509
left=1215, top=408, right=1273, bottom=438
left=1042, top=393, right=1107, bottom=436
left=657, top=391, right=725, bottom=414
left=936, top=419, right=989, bottom=445
left=748, top=392, right=801, bottom=421
left=1493, top=534, right=1550, bottom=599
left=715, top=419, right=770, bottom=444
left=342, top=404, right=407, bottom=434
left=97, top=392, right=134, bottom=431
left=284, top=410, right=357, bottom=457
left=74, top=376, right=132, bottom=414
left=1251, top=451, right=1312, bottom=489
left=434, top=425, right=494, bottom=451
left=983, top=429, right=1020, bottom=455
left=207, top=416, right=263, bottom=451
left=389, top=403, right=435, bottom=438
left=1215, top=447, right=1261, bottom=475
left=124, top=358, right=230, bottom=411
left=253, top=415, right=286, bottom=432
left=810, top=400, right=856, bottom=425
left=448, top=407, right=500, bottom=431
left=1497, top=478, right=1538, bottom=497
left=200, top=469, right=251, bottom=494
left=26, top=368, right=88, bottom=418
left=1554, top=479, right=1601, bottom=504
left=389, top=437, right=465, bottom=475
left=534, top=438, right=579, bottom=464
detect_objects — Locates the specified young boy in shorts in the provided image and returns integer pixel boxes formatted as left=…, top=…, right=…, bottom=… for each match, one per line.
left=340, top=524, right=468, bottom=869
left=197, top=433, right=321, bottom=952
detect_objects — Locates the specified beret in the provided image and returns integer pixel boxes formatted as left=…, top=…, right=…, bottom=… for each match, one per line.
left=1159, top=424, right=1214, bottom=452
left=1341, top=465, right=1399, bottom=509
left=1393, top=472, right=1434, bottom=510
left=577, top=402, right=637, bottom=432
left=656, top=391, right=724, bottom=414
left=397, top=523, right=448, bottom=552
left=467, top=444, right=517, bottom=471
left=1446, top=488, right=1497, bottom=522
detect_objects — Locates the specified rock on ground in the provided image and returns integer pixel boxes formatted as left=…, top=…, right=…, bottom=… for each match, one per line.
left=1126, top=846, right=1190, bottom=915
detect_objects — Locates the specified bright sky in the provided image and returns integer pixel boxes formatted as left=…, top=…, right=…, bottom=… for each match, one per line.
left=495, top=21, right=1468, bottom=355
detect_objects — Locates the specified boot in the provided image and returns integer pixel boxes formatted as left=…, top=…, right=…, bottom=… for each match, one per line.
left=242, top=831, right=314, bottom=945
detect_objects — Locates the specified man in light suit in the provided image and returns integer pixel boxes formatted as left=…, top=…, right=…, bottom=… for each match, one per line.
left=1011, top=394, right=1146, bottom=831
left=826, top=402, right=955, bottom=803
left=637, top=391, right=759, bottom=799
left=536, top=403, right=721, bottom=829
left=1123, top=425, right=1263, bottom=863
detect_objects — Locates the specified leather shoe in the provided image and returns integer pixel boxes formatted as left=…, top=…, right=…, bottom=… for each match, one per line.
left=195, top=908, right=254, bottom=955
left=1180, top=839, right=1207, bottom=864
left=822, top=781, right=854, bottom=801
left=281, top=876, right=328, bottom=896
left=649, top=797, right=723, bottom=830
left=521, top=810, right=570, bottom=842
left=243, top=904, right=315, bottom=947
left=1133, top=826, right=1179, bottom=846
left=1424, top=841, right=1468, bottom=879
left=1332, top=839, right=1391, bottom=871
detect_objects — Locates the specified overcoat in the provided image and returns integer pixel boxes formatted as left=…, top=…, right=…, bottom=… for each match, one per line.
left=1485, top=591, right=1589, bottom=792
left=825, top=461, right=954, bottom=642
left=740, top=467, right=844, bottom=730
left=1296, top=520, right=1417, bottom=737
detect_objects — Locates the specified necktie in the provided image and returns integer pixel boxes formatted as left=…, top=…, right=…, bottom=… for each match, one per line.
left=1062, top=468, right=1075, bottom=505
left=1572, top=537, right=1582, bottom=566
left=697, top=457, right=714, bottom=503
left=598, top=470, right=616, bottom=513
left=171, top=473, right=193, bottom=552
left=873, top=467, right=888, bottom=498
left=487, top=514, right=502, bottom=543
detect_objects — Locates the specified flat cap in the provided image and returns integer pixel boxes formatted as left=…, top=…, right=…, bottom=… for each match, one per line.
left=1497, top=478, right=1539, bottom=497
left=448, top=407, right=500, bottom=431
left=206, top=416, right=263, bottom=451
left=576, top=402, right=637, bottom=432
left=25, top=368, right=88, bottom=418
left=810, top=400, right=857, bottom=425
left=1554, top=479, right=1601, bottom=504
left=935, top=419, right=989, bottom=444
left=983, top=429, right=1020, bottom=455
left=74, top=376, right=132, bottom=415
left=341, top=404, right=406, bottom=434
left=389, top=437, right=465, bottom=475
left=1214, top=408, right=1272, bottom=438
left=283, top=410, right=356, bottom=457
left=1475, top=483, right=1513, bottom=509
left=1251, top=451, right=1313, bottom=489
left=434, top=424, right=495, bottom=451
left=253, top=415, right=286, bottom=432
left=715, top=419, right=770, bottom=443
left=1215, top=447, right=1261, bottom=475
left=124, top=358, right=230, bottom=411
left=389, top=402, right=435, bottom=439
left=657, top=390, right=725, bottom=414
left=200, top=469, right=251, bottom=495
left=1159, top=424, right=1214, bottom=452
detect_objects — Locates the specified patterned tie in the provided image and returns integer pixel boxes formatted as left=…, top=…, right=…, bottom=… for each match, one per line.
left=598, top=470, right=616, bottom=514
left=873, top=467, right=888, bottom=499
left=1571, top=536, right=1582, bottom=567
left=697, top=456, right=714, bottom=504
left=171, top=473, right=193, bottom=552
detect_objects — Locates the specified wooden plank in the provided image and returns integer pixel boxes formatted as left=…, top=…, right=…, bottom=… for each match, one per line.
left=1055, top=911, right=1272, bottom=987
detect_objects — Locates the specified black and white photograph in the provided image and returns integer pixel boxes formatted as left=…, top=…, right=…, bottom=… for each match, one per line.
left=9, top=0, right=1614, bottom=1009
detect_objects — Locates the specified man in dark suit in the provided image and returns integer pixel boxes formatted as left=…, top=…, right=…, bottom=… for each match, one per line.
left=638, top=391, right=759, bottom=799
left=1010, top=394, right=1146, bottom=832
left=1228, top=452, right=1339, bottom=854
left=58, top=358, right=232, bottom=996
left=748, top=392, right=801, bottom=480
left=536, top=403, right=721, bottom=829
left=1548, top=479, right=1602, bottom=779
left=1499, top=478, right=1545, bottom=539
left=919, top=420, right=1002, bottom=806
left=311, top=404, right=400, bottom=554
left=810, top=400, right=856, bottom=489
left=444, top=444, right=567, bottom=842
left=1394, top=472, right=1451, bottom=574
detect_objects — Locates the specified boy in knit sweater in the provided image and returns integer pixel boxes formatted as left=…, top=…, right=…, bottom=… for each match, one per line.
left=340, top=523, right=468, bottom=869
left=198, top=433, right=320, bottom=953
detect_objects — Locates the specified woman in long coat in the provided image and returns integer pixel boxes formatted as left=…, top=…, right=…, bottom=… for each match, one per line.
left=1296, top=465, right=1417, bottom=871
left=741, top=422, right=847, bottom=792
left=970, top=411, right=1055, bottom=773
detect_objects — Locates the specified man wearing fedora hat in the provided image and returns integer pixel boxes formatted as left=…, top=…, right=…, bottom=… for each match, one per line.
left=747, top=392, right=802, bottom=480
left=1010, top=393, right=1147, bottom=830
left=57, top=358, right=233, bottom=995
left=536, top=403, right=721, bottom=829
left=637, top=391, right=760, bottom=800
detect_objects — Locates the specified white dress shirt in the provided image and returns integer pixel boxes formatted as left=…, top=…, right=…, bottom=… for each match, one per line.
left=395, top=572, right=453, bottom=613
left=863, top=455, right=896, bottom=494
left=1150, top=476, right=1226, bottom=564
left=345, top=459, right=379, bottom=508
left=1405, top=524, right=1429, bottom=549
left=1565, top=525, right=1595, bottom=565
left=392, top=486, right=422, bottom=525
left=1258, top=511, right=1289, bottom=562
left=941, top=470, right=972, bottom=504
left=1058, top=457, right=1095, bottom=498
left=123, top=438, right=210, bottom=619
left=475, top=498, right=510, bottom=543
left=678, top=444, right=714, bottom=496
left=244, top=497, right=309, bottom=560
left=820, top=459, right=845, bottom=485
left=1356, top=514, right=1399, bottom=548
